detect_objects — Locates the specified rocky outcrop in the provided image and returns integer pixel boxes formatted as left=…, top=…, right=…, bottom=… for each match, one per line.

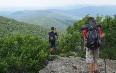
left=39, top=56, right=116, bottom=73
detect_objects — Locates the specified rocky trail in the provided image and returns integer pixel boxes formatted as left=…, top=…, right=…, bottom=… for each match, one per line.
left=39, top=55, right=116, bottom=73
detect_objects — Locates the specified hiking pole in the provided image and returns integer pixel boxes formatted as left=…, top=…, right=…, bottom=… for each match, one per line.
left=104, top=37, right=107, bottom=73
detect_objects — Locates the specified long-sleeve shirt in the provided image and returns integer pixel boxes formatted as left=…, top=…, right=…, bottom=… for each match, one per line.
left=48, top=31, right=58, bottom=44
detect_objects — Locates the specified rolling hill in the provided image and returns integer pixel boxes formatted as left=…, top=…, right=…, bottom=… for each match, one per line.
left=0, top=16, right=49, bottom=39
left=7, top=10, right=75, bottom=30
left=1, top=5, right=116, bottom=30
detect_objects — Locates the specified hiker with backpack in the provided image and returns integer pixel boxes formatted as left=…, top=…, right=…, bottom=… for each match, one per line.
left=81, top=17, right=105, bottom=73
left=48, top=27, right=58, bottom=55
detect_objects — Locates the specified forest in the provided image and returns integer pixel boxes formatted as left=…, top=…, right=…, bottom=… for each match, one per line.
left=0, top=15, right=116, bottom=72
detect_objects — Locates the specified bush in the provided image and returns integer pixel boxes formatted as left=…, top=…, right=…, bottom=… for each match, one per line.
left=0, top=34, right=49, bottom=73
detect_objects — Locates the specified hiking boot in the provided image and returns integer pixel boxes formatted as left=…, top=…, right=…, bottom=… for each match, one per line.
left=50, top=51, right=54, bottom=55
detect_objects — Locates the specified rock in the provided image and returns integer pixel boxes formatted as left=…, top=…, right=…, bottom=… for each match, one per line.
left=39, top=56, right=116, bottom=73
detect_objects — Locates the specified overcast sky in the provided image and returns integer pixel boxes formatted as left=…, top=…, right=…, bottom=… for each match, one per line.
left=0, top=0, right=116, bottom=10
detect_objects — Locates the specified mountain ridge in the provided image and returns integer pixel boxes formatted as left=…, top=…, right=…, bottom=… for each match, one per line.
left=1, top=5, right=116, bottom=29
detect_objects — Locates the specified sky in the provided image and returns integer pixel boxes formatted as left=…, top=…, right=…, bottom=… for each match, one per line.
left=0, top=0, right=116, bottom=10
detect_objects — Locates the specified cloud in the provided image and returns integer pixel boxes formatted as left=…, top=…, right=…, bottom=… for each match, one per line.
left=0, top=0, right=116, bottom=8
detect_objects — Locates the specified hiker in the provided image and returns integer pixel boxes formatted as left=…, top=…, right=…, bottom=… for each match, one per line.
left=81, top=17, right=105, bottom=73
left=48, top=27, right=58, bottom=55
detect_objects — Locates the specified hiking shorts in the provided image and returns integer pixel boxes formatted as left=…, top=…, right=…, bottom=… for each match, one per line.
left=50, top=44, right=56, bottom=49
left=86, top=48, right=99, bottom=63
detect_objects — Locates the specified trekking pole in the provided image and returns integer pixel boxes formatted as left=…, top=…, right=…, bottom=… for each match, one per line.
left=103, top=37, right=107, bottom=73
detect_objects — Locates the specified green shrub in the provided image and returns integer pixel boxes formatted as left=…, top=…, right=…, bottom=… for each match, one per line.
left=0, top=34, right=49, bottom=73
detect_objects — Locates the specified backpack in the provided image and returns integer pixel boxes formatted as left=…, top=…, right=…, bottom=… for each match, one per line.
left=85, top=23, right=100, bottom=50
left=49, top=32, right=55, bottom=43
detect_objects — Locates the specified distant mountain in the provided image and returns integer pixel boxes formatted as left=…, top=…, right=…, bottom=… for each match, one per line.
left=0, top=11, right=12, bottom=16
left=7, top=10, right=75, bottom=29
left=49, top=5, right=116, bottom=18
left=1, top=5, right=116, bottom=30
left=65, top=5, right=116, bottom=18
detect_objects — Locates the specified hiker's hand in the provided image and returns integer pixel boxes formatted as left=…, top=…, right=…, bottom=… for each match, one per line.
left=100, top=32, right=105, bottom=38
left=54, top=28, right=56, bottom=32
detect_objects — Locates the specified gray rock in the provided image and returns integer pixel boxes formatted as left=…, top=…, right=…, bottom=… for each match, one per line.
left=39, top=56, right=116, bottom=73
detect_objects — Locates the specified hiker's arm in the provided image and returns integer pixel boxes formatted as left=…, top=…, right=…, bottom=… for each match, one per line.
left=98, top=27, right=102, bottom=35
left=54, top=28, right=58, bottom=38
left=82, top=29, right=87, bottom=40
left=55, top=32, right=58, bottom=38
left=82, top=29, right=87, bottom=49
left=98, top=27, right=105, bottom=38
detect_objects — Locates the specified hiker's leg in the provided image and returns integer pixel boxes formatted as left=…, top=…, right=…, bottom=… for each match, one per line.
left=94, top=60, right=98, bottom=72
left=50, top=44, right=56, bottom=55
left=50, top=48, right=54, bottom=52
left=86, top=48, right=94, bottom=73
left=89, top=63, right=93, bottom=73
left=93, top=49, right=99, bottom=72
left=52, top=44, right=56, bottom=54
left=50, top=44, right=54, bottom=54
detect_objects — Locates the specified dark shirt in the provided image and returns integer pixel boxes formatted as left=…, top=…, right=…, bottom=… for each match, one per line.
left=48, top=31, right=58, bottom=44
